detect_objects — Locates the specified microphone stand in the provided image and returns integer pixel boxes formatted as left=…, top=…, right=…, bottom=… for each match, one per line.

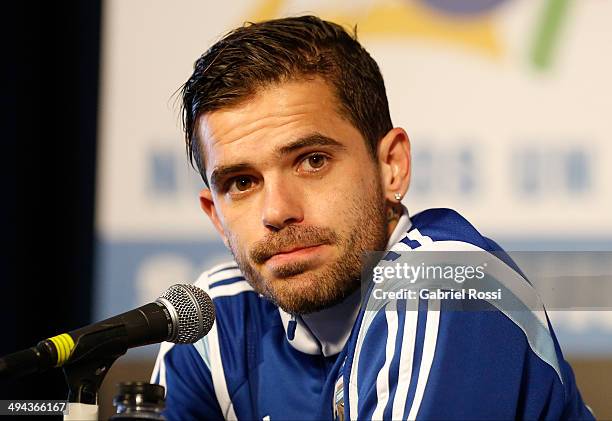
left=62, top=354, right=120, bottom=420
left=61, top=324, right=129, bottom=420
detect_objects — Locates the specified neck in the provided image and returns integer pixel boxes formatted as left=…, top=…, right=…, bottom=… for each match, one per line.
left=386, top=202, right=402, bottom=240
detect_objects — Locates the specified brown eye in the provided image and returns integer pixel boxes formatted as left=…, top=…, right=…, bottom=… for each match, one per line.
left=230, top=176, right=253, bottom=192
left=300, top=154, right=329, bottom=172
left=308, top=155, right=325, bottom=168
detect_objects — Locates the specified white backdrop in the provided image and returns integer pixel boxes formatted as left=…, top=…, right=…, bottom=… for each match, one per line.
left=96, top=0, right=612, bottom=355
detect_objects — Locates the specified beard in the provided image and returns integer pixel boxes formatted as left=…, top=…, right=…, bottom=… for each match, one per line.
left=226, top=179, right=388, bottom=314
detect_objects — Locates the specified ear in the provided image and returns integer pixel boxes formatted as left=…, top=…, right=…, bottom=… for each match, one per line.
left=376, top=128, right=411, bottom=203
left=199, top=188, right=230, bottom=248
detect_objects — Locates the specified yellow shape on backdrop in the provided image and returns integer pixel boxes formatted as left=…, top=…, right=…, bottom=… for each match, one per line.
left=248, top=0, right=502, bottom=57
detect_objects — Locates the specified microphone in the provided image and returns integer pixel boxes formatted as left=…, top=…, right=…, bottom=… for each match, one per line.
left=0, top=284, right=215, bottom=380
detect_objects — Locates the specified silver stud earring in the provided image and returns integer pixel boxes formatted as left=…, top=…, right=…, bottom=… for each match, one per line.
left=394, top=192, right=402, bottom=201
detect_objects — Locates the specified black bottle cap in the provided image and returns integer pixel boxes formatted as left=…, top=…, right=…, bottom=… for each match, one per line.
left=113, top=382, right=165, bottom=408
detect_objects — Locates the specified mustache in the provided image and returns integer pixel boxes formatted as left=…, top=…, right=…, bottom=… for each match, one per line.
left=249, top=225, right=338, bottom=264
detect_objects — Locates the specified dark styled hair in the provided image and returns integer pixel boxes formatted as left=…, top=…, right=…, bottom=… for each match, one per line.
left=181, top=15, right=393, bottom=185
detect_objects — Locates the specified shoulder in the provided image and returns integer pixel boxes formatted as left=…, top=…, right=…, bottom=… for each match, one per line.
left=152, top=260, right=257, bottom=383
left=345, top=208, right=572, bottom=418
left=401, top=208, right=502, bottom=252
left=385, top=209, right=559, bottom=370
left=195, top=261, right=253, bottom=298
left=387, top=208, right=522, bottom=275
left=152, top=261, right=277, bottom=419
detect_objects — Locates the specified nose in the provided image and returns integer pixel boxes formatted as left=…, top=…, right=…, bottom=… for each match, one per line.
left=261, top=177, right=304, bottom=231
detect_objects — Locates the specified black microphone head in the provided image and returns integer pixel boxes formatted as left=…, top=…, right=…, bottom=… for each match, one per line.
left=157, top=284, right=215, bottom=344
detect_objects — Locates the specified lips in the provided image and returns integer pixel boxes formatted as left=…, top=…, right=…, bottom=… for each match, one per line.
left=261, top=244, right=331, bottom=271
left=267, top=244, right=323, bottom=261
left=249, top=226, right=339, bottom=265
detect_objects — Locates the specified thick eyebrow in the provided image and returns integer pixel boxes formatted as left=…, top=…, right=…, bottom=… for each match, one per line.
left=210, top=163, right=252, bottom=192
left=209, top=133, right=346, bottom=191
left=274, top=133, right=346, bottom=157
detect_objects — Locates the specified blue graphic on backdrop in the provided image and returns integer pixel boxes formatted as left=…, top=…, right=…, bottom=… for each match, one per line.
left=421, top=0, right=510, bottom=15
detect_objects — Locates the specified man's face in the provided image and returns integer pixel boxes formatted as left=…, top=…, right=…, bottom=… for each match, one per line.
left=197, top=78, right=389, bottom=314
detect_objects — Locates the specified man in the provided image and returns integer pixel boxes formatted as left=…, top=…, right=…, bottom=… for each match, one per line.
left=151, top=16, right=592, bottom=420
